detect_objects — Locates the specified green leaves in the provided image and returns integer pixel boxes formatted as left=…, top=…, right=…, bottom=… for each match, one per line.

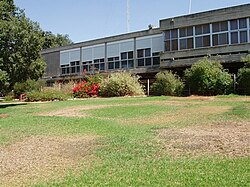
left=184, top=58, right=233, bottom=95
left=0, top=0, right=46, bottom=93
left=151, top=71, right=184, bottom=96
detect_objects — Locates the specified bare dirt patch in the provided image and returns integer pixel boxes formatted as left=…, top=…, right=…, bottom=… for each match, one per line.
left=171, top=95, right=215, bottom=101
left=157, top=121, right=250, bottom=158
left=0, top=135, right=98, bottom=187
left=0, top=114, right=9, bottom=118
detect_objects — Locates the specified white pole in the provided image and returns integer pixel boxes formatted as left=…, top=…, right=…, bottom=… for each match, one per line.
left=189, top=0, right=192, bottom=14
left=127, top=0, right=130, bottom=32
left=147, top=79, right=150, bottom=96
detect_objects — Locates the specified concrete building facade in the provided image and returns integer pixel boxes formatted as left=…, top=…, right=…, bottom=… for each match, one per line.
left=41, top=4, right=250, bottom=82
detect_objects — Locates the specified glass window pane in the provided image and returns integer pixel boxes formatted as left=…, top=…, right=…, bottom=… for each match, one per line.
left=203, top=35, right=210, bottom=47
left=115, top=57, right=119, bottom=61
left=180, top=39, right=187, bottom=50
left=77, top=66, right=80, bottom=73
left=137, top=49, right=144, bottom=58
left=165, top=30, right=170, bottom=40
left=128, top=51, right=133, bottom=59
left=83, top=65, right=89, bottom=72
left=108, top=57, right=113, bottom=62
left=231, top=32, right=238, bottom=44
left=121, top=52, right=127, bottom=60
left=239, top=18, right=247, bottom=29
left=94, top=64, right=99, bottom=70
left=121, top=60, right=127, bottom=68
left=172, top=39, right=178, bottom=51
left=230, top=19, right=238, bottom=30
left=195, top=36, right=202, bottom=48
left=138, top=59, right=144, bottom=67
left=128, top=60, right=134, bottom=68
left=108, top=62, right=114, bottom=69
left=100, top=63, right=105, bottom=70
left=219, top=33, right=228, bottom=45
left=240, top=31, right=247, bottom=43
left=212, top=22, right=220, bottom=33
left=220, top=21, right=228, bottom=32
left=66, top=68, right=70, bottom=74
left=212, top=34, right=219, bottom=46
left=165, top=41, right=170, bottom=51
left=145, top=48, right=151, bottom=57
left=203, top=24, right=210, bottom=34
left=179, top=28, right=186, bottom=37
left=187, top=38, right=193, bottom=49
left=195, top=25, right=202, bottom=35
left=187, top=27, right=193, bottom=36
left=145, top=58, right=152, bottom=66
left=100, top=58, right=105, bottom=62
left=153, top=57, right=160, bottom=65
left=115, top=61, right=120, bottom=69
left=171, top=29, right=178, bottom=39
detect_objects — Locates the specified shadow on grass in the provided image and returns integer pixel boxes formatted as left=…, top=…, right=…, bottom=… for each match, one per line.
left=0, top=103, right=27, bottom=109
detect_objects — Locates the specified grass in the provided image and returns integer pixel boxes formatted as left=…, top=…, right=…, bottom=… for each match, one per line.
left=0, top=96, right=249, bottom=186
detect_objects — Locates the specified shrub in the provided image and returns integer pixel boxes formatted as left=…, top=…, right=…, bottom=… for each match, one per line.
left=237, top=55, right=250, bottom=95
left=151, top=71, right=184, bottom=96
left=73, top=81, right=100, bottom=98
left=14, top=79, right=45, bottom=97
left=26, top=89, right=70, bottom=102
left=99, top=72, right=144, bottom=97
left=4, top=92, right=14, bottom=102
left=184, top=58, right=233, bottom=95
left=72, top=74, right=102, bottom=98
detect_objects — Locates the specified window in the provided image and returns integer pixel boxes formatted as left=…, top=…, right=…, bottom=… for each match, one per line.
left=92, top=58, right=105, bottom=71
left=164, top=29, right=178, bottom=51
left=69, top=61, right=80, bottom=74
left=213, top=33, right=228, bottom=46
left=240, top=31, right=247, bottom=43
left=231, top=32, right=238, bottom=44
left=212, top=21, right=228, bottom=33
left=239, top=18, right=247, bottom=29
left=61, top=64, right=70, bottom=75
left=121, top=51, right=133, bottom=69
left=108, top=56, right=120, bottom=70
left=137, top=48, right=152, bottom=67
left=82, top=61, right=92, bottom=72
left=152, top=52, right=160, bottom=66
left=230, top=18, right=248, bottom=44
left=194, top=24, right=211, bottom=48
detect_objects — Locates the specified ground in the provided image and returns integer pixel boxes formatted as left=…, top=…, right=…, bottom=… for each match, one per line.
left=0, top=95, right=249, bottom=186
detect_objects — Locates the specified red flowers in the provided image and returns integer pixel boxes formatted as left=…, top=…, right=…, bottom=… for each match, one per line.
left=73, top=81, right=100, bottom=98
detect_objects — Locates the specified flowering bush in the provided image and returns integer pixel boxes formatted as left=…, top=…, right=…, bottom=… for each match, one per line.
left=73, top=81, right=100, bottom=98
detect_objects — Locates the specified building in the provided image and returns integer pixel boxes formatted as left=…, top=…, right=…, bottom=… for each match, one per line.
left=41, top=4, right=250, bottom=83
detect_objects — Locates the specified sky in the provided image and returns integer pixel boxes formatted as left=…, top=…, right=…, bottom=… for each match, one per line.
left=14, top=0, right=250, bottom=43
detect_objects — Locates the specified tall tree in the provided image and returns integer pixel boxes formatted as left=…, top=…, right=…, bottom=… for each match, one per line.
left=42, top=31, right=72, bottom=49
left=0, top=0, right=46, bottom=93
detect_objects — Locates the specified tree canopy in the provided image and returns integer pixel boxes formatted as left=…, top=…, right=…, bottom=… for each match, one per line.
left=0, top=0, right=72, bottom=94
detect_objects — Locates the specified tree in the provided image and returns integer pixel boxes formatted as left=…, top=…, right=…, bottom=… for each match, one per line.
left=237, top=55, right=250, bottom=95
left=0, top=0, right=46, bottom=93
left=151, top=71, right=184, bottom=96
left=184, top=58, right=233, bottom=95
left=42, top=31, right=72, bottom=50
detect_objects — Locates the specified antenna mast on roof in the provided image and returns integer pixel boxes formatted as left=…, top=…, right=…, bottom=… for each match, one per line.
left=189, top=0, right=192, bottom=14
left=127, top=0, right=130, bottom=32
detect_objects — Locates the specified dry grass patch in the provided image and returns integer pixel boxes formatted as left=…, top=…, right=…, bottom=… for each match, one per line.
left=157, top=121, right=250, bottom=158
left=121, top=105, right=232, bottom=125
left=0, top=114, right=9, bottom=118
left=0, top=135, right=98, bottom=187
left=37, top=105, right=109, bottom=117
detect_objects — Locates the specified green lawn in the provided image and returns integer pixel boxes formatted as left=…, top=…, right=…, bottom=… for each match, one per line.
left=0, top=96, right=249, bottom=186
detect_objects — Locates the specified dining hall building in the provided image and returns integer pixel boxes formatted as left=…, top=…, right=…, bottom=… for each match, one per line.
left=41, top=4, right=250, bottom=83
